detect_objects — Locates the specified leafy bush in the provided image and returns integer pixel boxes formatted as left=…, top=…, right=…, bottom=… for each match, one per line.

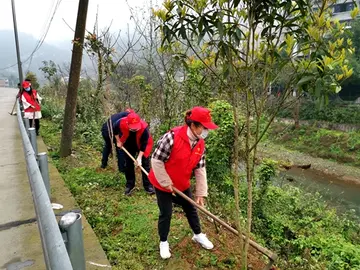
left=40, top=97, right=64, bottom=122
left=252, top=185, right=360, bottom=269
left=206, top=100, right=235, bottom=194
left=277, top=99, right=360, bottom=125
left=75, top=119, right=103, bottom=151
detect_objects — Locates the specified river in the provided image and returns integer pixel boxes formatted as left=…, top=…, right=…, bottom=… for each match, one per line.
left=277, top=168, right=360, bottom=219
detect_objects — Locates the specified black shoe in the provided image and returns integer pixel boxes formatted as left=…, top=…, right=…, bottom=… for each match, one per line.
left=144, top=186, right=155, bottom=195
left=125, top=187, right=135, bottom=196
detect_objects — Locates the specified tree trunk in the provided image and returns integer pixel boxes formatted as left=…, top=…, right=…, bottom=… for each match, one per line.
left=59, top=0, right=89, bottom=157
left=96, top=51, right=103, bottom=95
left=232, top=97, right=244, bottom=266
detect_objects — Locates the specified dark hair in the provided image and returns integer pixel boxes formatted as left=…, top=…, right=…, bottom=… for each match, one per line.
left=184, top=110, right=202, bottom=127
left=25, top=78, right=31, bottom=82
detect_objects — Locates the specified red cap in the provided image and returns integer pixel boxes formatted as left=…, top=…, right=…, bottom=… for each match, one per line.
left=126, top=112, right=142, bottom=130
left=188, top=106, right=218, bottom=130
left=22, top=81, right=31, bottom=88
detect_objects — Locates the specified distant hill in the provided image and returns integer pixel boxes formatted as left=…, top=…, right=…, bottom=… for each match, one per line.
left=0, top=30, right=142, bottom=87
left=0, top=30, right=72, bottom=76
left=0, top=30, right=95, bottom=84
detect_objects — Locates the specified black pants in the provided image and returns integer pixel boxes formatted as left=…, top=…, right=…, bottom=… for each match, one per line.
left=29, top=119, right=40, bottom=135
left=101, top=130, right=126, bottom=172
left=124, top=147, right=152, bottom=190
left=155, top=187, right=201, bottom=241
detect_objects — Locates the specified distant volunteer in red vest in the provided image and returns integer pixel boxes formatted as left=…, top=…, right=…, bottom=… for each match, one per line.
left=115, top=112, right=155, bottom=195
left=21, top=81, right=42, bottom=135
left=149, top=106, right=218, bottom=259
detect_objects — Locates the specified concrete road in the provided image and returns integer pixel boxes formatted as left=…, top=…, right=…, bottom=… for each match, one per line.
left=0, top=87, right=45, bottom=270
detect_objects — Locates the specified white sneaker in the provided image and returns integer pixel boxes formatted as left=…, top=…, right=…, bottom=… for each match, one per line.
left=192, top=233, right=214, bottom=249
left=159, top=241, right=171, bottom=259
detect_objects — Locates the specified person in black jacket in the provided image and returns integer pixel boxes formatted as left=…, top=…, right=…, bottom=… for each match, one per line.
left=100, top=109, right=134, bottom=171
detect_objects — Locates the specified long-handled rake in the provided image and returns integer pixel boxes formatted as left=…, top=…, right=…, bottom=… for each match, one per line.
left=121, top=146, right=277, bottom=270
left=106, top=118, right=117, bottom=171
left=8, top=98, right=17, bottom=115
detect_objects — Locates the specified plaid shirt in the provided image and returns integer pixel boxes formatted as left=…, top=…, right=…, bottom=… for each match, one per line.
left=152, top=131, right=206, bottom=169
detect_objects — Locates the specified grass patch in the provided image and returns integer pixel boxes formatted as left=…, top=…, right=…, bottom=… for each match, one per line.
left=268, top=123, right=360, bottom=166
left=40, top=119, right=264, bottom=269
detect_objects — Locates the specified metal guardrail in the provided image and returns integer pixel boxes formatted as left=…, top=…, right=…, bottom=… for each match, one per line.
left=16, top=102, right=73, bottom=270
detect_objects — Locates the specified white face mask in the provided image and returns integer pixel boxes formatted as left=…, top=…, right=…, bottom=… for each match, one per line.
left=200, top=129, right=209, bottom=139
left=24, top=87, right=31, bottom=91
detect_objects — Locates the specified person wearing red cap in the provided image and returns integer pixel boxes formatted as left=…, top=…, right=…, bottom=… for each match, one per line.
left=148, top=106, right=218, bottom=259
left=100, top=108, right=135, bottom=171
left=114, top=112, right=155, bottom=195
left=21, top=80, right=42, bottom=135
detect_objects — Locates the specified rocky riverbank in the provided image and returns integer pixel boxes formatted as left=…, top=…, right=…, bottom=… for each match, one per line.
left=259, top=142, right=360, bottom=186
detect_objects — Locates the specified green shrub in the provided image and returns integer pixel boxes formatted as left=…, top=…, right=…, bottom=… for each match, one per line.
left=277, top=99, right=360, bottom=125
left=252, top=185, right=360, bottom=269
left=41, top=97, right=64, bottom=122
left=206, top=100, right=235, bottom=194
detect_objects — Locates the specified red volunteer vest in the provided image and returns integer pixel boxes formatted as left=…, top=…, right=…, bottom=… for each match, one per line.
left=119, top=118, right=153, bottom=158
left=149, top=125, right=205, bottom=192
left=22, top=90, right=41, bottom=112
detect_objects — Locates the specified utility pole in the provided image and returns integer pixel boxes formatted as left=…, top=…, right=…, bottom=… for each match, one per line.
left=11, top=0, right=24, bottom=85
left=59, top=0, right=89, bottom=157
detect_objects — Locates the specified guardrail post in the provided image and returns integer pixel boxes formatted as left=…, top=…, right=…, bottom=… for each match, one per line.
left=38, top=152, right=50, bottom=198
left=16, top=97, right=73, bottom=270
left=28, top=128, right=38, bottom=156
left=59, top=213, right=86, bottom=270
left=24, top=118, right=30, bottom=136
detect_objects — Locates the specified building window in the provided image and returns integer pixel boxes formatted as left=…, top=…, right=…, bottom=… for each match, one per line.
left=333, top=3, right=355, bottom=14
left=346, top=3, right=354, bottom=11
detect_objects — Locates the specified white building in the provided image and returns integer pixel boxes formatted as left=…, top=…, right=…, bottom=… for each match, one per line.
left=331, top=0, right=359, bottom=23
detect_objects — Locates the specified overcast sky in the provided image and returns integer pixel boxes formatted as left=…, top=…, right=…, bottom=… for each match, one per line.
left=0, top=0, right=158, bottom=45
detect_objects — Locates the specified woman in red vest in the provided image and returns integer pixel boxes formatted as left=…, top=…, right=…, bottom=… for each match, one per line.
left=21, top=80, right=42, bottom=135
left=114, top=112, right=154, bottom=195
left=148, top=106, right=218, bottom=259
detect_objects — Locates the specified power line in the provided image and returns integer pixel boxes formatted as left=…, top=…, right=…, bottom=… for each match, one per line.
left=25, top=0, right=58, bottom=72
left=0, top=0, right=62, bottom=74
left=25, top=0, right=62, bottom=73
left=0, top=63, right=19, bottom=71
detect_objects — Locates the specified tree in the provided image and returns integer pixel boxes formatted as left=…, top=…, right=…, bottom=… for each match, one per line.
left=120, top=2, right=220, bottom=132
left=83, top=14, right=141, bottom=119
left=25, top=71, right=40, bottom=89
left=39, top=60, right=62, bottom=96
left=59, top=0, right=89, bottom=158
left=154, top=0, right=355, bottom=268
left=39, top=60, right=58, bottom=82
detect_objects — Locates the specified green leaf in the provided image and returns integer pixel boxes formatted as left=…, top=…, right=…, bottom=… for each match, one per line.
left=233, top=0, right=241, bottom=8
left=217, top=21, right=224, bottom=39
left=223, top=67, right=230, bottom=78
left=198, top=30, right=205, bottom=44
left=179, top=25, right=187, bottom=40
left=236, top=28, right=244, bottom=41
left=297, top=75, right=314, bottom=87
left=315, top=78, right=323, bottom=98
left=335, top=85, right=342, bottom=93
left=198, top=17, right=204, bottom=33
